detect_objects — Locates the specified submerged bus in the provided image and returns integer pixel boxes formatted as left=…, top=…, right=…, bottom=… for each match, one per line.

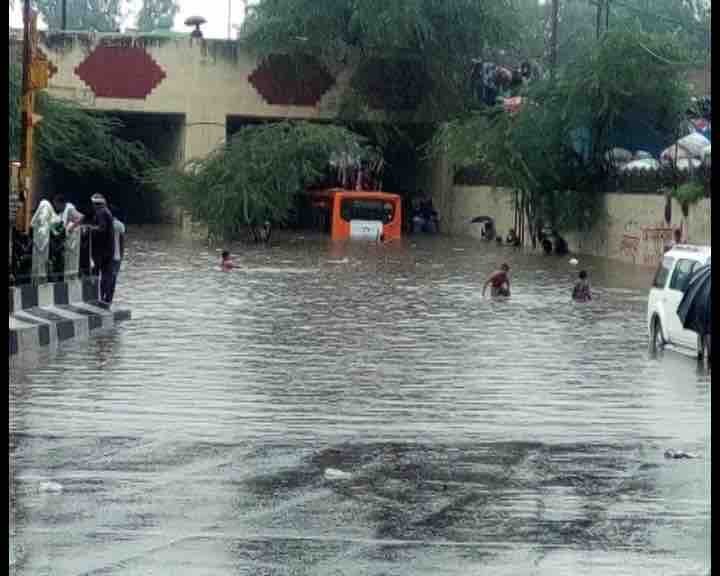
left=305, top=188, right=402, bottom=241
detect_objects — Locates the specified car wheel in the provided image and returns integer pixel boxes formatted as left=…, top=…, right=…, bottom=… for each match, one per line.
left=697, top=334, right=705, bottom=360
left=701, top=334, right=711, bottom=366
left=707, top=334, right=711, bottom=365
left=650, top=317, right=665, bottom=356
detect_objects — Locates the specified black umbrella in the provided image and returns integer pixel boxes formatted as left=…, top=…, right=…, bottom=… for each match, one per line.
left=677, top=264, right=711, bottom=335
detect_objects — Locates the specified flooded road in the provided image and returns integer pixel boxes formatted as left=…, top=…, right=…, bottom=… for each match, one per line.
left=10, top=228, right=710, bottom=575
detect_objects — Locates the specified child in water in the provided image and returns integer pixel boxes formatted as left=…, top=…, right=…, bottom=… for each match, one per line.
left=483, top=263, right=511, bottom=297
left=221, top=250, right=234, bottom=271
left=572, top=270, right=592, bottom=302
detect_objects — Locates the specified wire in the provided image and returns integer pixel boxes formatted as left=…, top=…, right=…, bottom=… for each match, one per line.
left=608, top=4, right=697, bottom=67
left=611, top=0, right=709, bottom=33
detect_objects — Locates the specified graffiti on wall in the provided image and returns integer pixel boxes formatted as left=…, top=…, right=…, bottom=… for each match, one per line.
left=640, top=224, right=675, bottom=267
left=619, top=223, right=675, bottom=267
left=620, top=234, right=640, bottom=263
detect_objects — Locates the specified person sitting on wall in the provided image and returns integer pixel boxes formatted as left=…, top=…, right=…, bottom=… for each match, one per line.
left=480, top=221, right=494, bottom=240
left=540, top=232, right=553, bottom=255
left=506, top=228, right=521, bottom=246
left=553, top=233, right=569, bottom=255
left=417, top=197, right=440, bottom=234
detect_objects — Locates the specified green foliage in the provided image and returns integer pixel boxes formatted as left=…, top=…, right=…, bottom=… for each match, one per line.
left=10, top=55, right=154, bottom=182
left=561, top=26, right=690, bottom=166
left=35, top=94, right=154, bottom=181
left=149, top=121, right=374, bottom=241
left=241, top=0, right=520, bottom=121
left=34, top=0, right=123, bottom=31
left=672, top=181, right=705, bottom=217
left=135, top=0, right=179, bottom=32
left=434, top=28, right=690, bottom=242
left=515, top=0, right=710, bottom=67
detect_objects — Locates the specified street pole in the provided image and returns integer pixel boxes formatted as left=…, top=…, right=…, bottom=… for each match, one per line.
left=61, top=0, right=67, bottom=29
left=606, top=0, right=610, bottom=32
left=17, top=0, right=35, bottom=235
left=595, top=0, right=602, bottom=40
left=706, top=8, right=711, bottom=95
left=17, top=0, right=49, bottom=236
left=228, top=0, right=232, bottom=39
left=549, top=0, right=559, bottom=80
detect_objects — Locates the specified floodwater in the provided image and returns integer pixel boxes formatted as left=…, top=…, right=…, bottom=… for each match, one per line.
left=10, top=227, right=711, bottom=575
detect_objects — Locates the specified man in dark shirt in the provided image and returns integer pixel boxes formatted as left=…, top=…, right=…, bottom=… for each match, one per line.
left=90, top=194, right=115, bottom=305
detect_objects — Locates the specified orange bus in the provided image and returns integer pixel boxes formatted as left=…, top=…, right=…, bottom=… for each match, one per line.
left=308, top=188, right=402, bottom=241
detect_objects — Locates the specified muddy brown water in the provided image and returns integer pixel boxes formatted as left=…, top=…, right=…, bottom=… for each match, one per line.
left=9, top=227, right=710, bottom=575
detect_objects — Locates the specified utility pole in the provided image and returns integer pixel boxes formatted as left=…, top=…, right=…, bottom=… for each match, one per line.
left=228, top=0, right=232, bottom=39
left=606, top=0, right=610, bottom=32
left=16, top=0, right=50, bottom=235
left=549, top=0, right=559, bottom=80
left=61, top=0, right=67, bottom=29
left=706, top=6, right=711, bottom=95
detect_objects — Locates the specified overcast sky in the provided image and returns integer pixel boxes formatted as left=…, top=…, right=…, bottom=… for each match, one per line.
left=9, top=0, right=250, bottom=39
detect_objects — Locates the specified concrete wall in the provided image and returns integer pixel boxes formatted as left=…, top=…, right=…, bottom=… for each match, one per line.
left=436, top=185, right=711, bottom=268
left=41, top=34, right=352, bottom=163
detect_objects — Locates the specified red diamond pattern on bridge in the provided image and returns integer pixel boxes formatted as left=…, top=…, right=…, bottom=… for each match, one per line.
left=249, top=54, right=335, bottom=107
left=75, top=45, right=166, bottom=99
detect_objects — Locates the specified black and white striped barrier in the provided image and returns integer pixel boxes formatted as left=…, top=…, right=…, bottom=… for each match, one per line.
left=9, top=278, right=131, bottom=357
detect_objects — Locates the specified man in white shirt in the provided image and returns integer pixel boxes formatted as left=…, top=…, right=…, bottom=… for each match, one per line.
left=108, top=211, right=126, bottom=304
left=51, top=194, right=84, bottom=280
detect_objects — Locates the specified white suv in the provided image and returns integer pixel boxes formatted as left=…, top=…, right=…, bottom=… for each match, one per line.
left=648, top=244, right=711, bottom=359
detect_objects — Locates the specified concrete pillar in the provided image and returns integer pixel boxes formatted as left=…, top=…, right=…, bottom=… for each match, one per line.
left=182, top=115, right=227, bottom=163
left=430, top=152, right=453, bottom=234
left=175, top=115, right=226, bottom=232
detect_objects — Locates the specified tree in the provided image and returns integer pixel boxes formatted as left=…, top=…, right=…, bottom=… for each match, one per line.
left=434, top=28, right=690, bottom=246
left=34, top=0, right=124, bottom=32
left=671, top=181, right=705, bottom=222
left=9, top=57, right=154, bottom=186
left=135, top=0, right=179, bottom=32
left=150, top=121, right=374, bottom=241
left=515, top=0, right=710, bottom=75
left=240, top=0, right=520, bottom=122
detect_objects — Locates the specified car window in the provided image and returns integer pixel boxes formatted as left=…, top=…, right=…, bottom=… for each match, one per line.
left=668, top=258, right=698, bottom=292
left=653, top=257, right=674, bottom=289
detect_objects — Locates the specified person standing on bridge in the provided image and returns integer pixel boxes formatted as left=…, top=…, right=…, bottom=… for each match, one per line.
left=89, top=194, right=115, bottom=305
left=52, top=193, right=84, bottom=280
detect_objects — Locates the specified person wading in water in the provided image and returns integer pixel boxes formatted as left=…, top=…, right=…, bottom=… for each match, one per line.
left=572, top=270, right=592, bottom=302
left=483, top=263, right=511, bottom=297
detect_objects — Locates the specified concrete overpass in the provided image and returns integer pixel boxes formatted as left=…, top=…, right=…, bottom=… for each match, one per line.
left=38, top=31, right=355, bottom=164
left=23, top=31, right=449, bottom=224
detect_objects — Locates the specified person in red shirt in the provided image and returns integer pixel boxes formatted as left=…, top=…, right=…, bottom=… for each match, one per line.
left=483, top=263, right=511, bottom=297
left=221, top=250, right=234, bottom=271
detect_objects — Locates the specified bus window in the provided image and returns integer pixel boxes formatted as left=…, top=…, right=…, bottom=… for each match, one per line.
left=340, top=198, right=394, bottom=223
